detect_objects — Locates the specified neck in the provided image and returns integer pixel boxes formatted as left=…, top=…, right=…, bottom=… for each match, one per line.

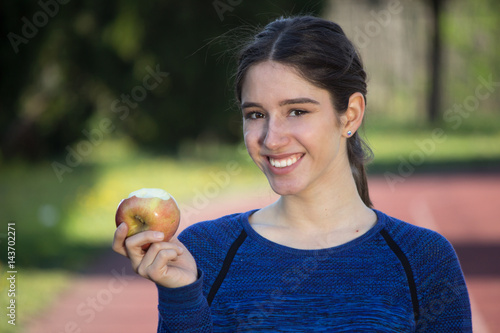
left=268, top=164, right=373, bottom=232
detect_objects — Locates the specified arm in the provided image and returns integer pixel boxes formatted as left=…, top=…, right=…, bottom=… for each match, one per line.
left=156, top=271, right=212, bottom=332
left=112, top=223, right=213, bottom=332
left=415, top=236, right=472, bottom=332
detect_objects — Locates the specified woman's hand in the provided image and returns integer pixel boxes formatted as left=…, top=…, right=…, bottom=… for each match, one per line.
left=112, top=223, right=198, bottom=288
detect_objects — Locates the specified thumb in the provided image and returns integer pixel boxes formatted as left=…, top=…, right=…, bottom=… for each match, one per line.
left=112, top=222, right=129, bottom=257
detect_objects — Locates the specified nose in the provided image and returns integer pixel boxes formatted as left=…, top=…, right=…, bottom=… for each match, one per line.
left=261, top=116, right=290, bottom=150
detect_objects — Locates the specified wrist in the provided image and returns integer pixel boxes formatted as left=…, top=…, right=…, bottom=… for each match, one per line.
left=157, top=269, right=204, bottom=309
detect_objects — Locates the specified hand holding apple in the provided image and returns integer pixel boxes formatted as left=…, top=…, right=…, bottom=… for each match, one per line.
left=115, top=188, right=181, bottom=250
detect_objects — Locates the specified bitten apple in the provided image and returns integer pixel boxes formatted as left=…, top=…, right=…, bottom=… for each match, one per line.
left=115, top=188, right=180, bottom=250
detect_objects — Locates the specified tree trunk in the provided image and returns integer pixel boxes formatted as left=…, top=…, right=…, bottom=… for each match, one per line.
left=428, top=0, right=444, bottom=122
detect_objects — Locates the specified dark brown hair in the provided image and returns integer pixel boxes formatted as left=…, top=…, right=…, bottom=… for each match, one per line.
left=235, top=16, right=373, bottom=207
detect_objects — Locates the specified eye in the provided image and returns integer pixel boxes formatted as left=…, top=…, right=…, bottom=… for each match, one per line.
left=289, top=109, right=308, bottom=116
left=244, top=111, right=265, bottom=119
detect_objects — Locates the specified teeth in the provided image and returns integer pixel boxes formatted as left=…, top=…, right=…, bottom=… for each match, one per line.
left=269, top=155, right=301, bottom=168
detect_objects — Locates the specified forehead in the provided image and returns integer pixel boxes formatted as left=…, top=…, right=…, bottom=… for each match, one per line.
left=241, top=61, right=329, bottom=104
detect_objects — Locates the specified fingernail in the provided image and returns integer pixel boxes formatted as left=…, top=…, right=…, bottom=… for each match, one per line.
left=118, top=223, right=126, bottom=230
left=154, top=232, right=164, bottom=239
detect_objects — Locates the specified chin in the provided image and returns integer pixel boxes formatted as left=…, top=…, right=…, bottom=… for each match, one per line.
left=267, top=179, right=305, bottom=196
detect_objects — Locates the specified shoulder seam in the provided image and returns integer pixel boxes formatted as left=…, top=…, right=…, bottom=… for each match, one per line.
left=206, top=228, right=248, bottom=306
left=380, top=228, right=420, bottom=324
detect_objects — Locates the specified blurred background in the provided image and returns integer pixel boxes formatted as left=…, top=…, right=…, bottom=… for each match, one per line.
left=1, top=0, right=499, bottom=332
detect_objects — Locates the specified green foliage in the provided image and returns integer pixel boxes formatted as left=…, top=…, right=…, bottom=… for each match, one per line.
left=1, top=0, right=325, bottom=160
left=2, top=0, right=499, bottom=162
left=441, top=0, right=500, bottom=118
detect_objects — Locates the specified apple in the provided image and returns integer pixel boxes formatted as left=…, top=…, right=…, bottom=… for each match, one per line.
left=115, top=188, right=180, bottom=250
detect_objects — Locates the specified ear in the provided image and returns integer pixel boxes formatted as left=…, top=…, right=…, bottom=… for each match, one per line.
left=340, top=92, right=365, bottom=137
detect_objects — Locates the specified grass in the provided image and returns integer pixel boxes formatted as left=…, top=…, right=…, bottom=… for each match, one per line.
left=363, top=115, right=500, bottom=173
left=0, top=268, right=72, bottom=333
left=366, top=129, right=500, bottom=172
left=0, top=122, right=499, bottom=331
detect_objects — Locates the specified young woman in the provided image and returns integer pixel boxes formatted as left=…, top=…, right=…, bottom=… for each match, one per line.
left=112, top=16, right=472, bottom=332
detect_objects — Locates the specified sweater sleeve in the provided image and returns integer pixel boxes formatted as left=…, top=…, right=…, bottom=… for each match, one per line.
left=155, top=214, right=243, bottom=332
left=156, top=270, right=213, bottom=332
left=415, top=233, right=472, bottom=332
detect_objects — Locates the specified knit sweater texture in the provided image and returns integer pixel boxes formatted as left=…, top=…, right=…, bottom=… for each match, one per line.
left=156, top=209, right=472, bottom=332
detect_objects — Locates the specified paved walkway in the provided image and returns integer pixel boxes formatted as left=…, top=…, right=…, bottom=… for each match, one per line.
left=25, top=173, right=500, bottom=332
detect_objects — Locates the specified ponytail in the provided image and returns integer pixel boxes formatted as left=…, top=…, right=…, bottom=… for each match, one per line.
left=347, top=132, right=373, bottom=207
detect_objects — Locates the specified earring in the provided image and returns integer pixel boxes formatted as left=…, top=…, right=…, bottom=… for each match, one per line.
left=347, top=130, right=352, bottom=136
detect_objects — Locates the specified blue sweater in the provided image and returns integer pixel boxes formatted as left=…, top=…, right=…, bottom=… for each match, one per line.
left=157, top=209, right=472, bottom=332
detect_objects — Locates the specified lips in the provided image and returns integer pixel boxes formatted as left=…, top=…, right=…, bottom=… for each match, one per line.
left=268, top=153, right=304, bottom=168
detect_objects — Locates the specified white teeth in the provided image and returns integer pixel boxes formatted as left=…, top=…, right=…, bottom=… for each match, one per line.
left=269, top=155, right=301, bottom=168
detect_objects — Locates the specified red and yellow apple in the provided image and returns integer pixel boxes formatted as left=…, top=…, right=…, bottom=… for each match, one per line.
left=115, top=188, right=180, bottom=250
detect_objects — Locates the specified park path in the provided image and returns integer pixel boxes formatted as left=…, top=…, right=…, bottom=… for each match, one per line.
left=25, top=173, right=500, bottom=332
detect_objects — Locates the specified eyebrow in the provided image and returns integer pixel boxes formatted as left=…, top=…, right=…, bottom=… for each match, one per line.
left=241, top=97, right=320, bottom=109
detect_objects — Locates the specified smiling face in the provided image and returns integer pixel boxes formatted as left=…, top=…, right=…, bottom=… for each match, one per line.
left=241, top=60, right=350, bottom=197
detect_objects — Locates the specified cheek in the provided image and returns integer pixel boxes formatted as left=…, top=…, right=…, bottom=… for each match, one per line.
left=305, top=119, right=341, bottom=155
left=293, top=117, right=332, bottom=144
left=243, top=126, right=259, bottom=156
left=243, top=125, right=268, bottom=171
left=243, top=119, right=262, bottom=140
